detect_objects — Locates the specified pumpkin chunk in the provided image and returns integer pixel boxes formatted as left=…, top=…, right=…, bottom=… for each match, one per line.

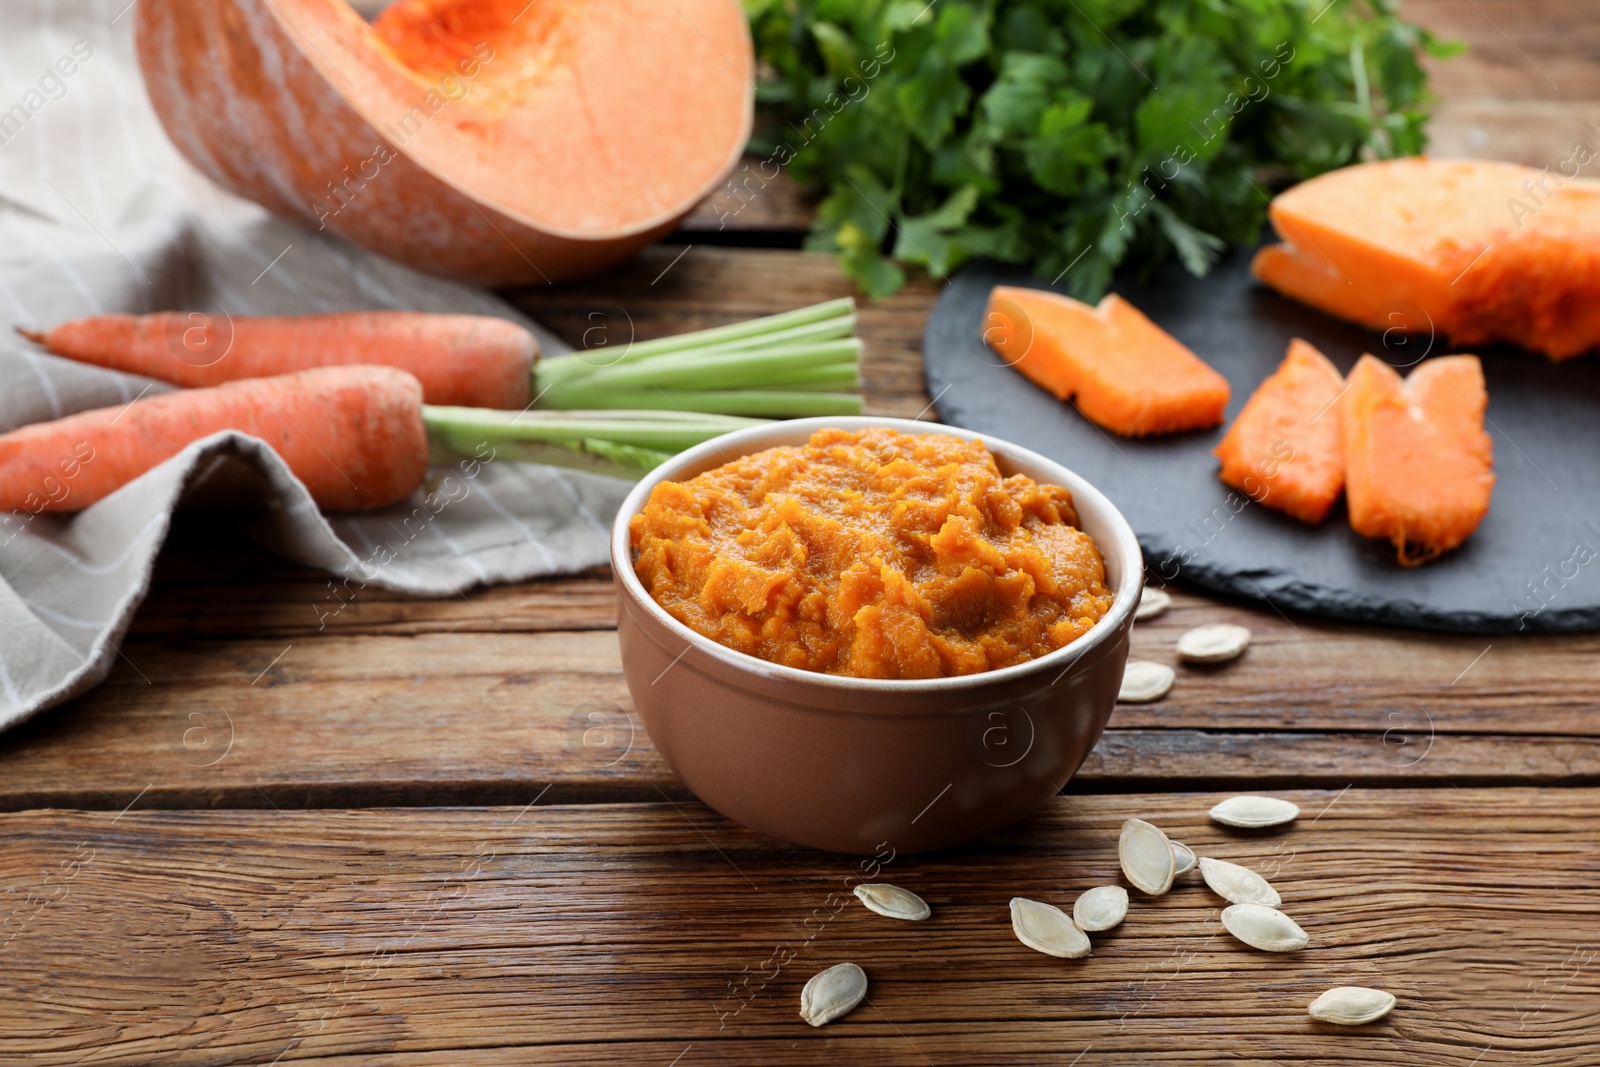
left=1341, top=354, right=1495, bottom=565
left=1252, top=158, right=1600, bottom=360
left=984, top=287, right=1230, bottom=436
left=1214, top=339, right=1346, bottom=524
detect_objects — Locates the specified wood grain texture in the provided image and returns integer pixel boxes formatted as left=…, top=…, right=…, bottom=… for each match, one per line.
left=1406, top=0, right=1599, bottom=100
left=6, top=576, right=1598, bottom=809
left=1405, top=0, right=1600, bottom=166
left=1425, top=99, right=1600, bottom=168
left=680, top=165, right=815, bottom=236
left=10, top=502, right=1600, bottom=811
left=3, top=790, right=1596, bottom=1065
left=132, top=558, right=618, bottom=638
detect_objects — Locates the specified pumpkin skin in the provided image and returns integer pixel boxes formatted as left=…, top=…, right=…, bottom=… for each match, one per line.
left=135, top=0, right=753, bottom=286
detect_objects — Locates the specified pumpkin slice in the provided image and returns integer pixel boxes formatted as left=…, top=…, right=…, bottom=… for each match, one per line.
left=136, top=0, right=752, bottom=285
left=1341, top=354, right=1495, bottom=565
left=1214, top=339, right=1346, bottom=524
left=983, top=287, right=1230, bottom=436
left=1252, top=158, right=1600, bottom=360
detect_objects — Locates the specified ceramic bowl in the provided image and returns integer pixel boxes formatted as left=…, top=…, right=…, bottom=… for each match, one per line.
left=611, top=416, right=1142, bottom=854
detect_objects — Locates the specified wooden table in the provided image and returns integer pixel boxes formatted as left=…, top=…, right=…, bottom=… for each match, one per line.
left=3, top=4, right=1597, bottom=1063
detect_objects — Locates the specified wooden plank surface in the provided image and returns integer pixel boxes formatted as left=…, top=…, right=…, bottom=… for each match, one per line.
left=5, top=509, right=1597, bottom=811
left=3, top=789, right=1595, bottom=1066
left=679, top=168, right=814, bottom=238
left=1406, top=0, right=1600, bottom=163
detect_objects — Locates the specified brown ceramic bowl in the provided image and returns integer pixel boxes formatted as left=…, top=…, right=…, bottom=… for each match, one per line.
left=611, top=416, right=1142, bottom=854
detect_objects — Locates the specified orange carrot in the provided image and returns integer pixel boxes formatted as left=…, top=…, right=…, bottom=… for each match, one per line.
left=1213, top=339, right=1346, bottom=524
left=1341, top=354, right=1494, bottom=565
left=19, top=311, right=536, bottom=409
left=984, top=286, right=1230, bottom=436
left=0, top=366, right=427, bottom=513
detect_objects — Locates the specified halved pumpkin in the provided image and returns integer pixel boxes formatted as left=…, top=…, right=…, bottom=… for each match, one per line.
left=136, top=0, right=753, bottom=285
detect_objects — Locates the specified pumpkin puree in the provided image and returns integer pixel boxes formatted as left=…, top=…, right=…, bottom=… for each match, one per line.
left=629, top=428, right=1114, bottom=679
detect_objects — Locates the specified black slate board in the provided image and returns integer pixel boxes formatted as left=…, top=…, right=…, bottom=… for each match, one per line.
left=924, top=253, right=1600, bottom=633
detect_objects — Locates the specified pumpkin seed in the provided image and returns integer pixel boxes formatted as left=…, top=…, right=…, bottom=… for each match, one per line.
left=1135, top=587, right=1172, bottom=620
left=1176, top=623, right=1251, bottom=664
left=799, top=962, right=868, bottom=1027
left=1010, top=897, right=1091, bottom=958
left=1071, top=885, right=1129, bottom=932
left=1209, top=795, right=1301, bottom=828
left=1119, top=818, right=1176, bottom=896
left=1199, top=856, right=1281, bottom=907
left=1308, top=986, right=1397, bottom=1025
left=1119, top=660, right=1175, bottom=703
left=853, top=883, right=930, bottom=921
left=1169, top=840, right=1198, bottom=877
left=1220, top=903, right=1309, bottom=952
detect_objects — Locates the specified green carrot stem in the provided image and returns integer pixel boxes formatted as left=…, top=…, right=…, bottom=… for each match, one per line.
left=669, top=313, right=857, bottom=356
left=432, top=437, right=669, bottom=481
left=422, top=405, right=767, bottom=452
left=529, top=389, right=865, bottom=417
left=605, top=297, right=853, bottom=359
left=533, top=298, right=854, bottom=389
left=759, top=368, right=864, bottom=390
left=566, top=339, right=862, bottom=392
left=495, top=409, right=753, bottom=423
left=574, top=438, right=676, bottom=471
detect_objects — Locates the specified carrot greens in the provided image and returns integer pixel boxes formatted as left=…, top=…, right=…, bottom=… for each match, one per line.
left=531, top=298, right=864, bottom=419
left=429, top=298, right=867, bottom=477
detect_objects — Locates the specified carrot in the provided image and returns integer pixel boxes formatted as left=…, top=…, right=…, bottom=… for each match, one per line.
left=1341, top=354, right=1494, bottom=566
left=1213, top=339, right=1346, bottom=524
left=19, top=311, right=537, bottom=409
left=1252, top=158, right=1600, bottom=360
left=0, top=366, right=427, bottom=514
left=984, top=286, right=1230, bottom=436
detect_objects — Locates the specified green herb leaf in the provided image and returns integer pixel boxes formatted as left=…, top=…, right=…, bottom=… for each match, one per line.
left=838, top=221, right=907, bottom=298
left=748, top=0, right=1459, bottom=298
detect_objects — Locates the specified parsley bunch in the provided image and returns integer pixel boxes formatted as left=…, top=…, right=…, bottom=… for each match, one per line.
left=745, top=0, right=1460, bottom=298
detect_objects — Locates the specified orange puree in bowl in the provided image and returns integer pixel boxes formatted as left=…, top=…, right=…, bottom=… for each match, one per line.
left=629, top=428, right=1115, bottom=679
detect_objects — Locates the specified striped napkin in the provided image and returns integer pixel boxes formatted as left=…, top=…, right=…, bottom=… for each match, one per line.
left=0, top=0, right=630, bottom=731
